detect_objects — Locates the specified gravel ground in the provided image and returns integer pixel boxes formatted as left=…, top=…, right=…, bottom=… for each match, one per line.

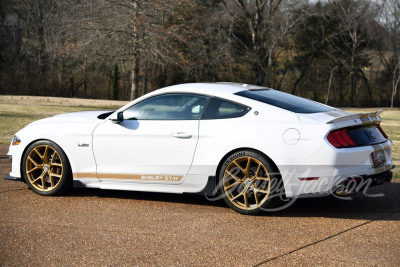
left=0, top=144, right=399, bottom=266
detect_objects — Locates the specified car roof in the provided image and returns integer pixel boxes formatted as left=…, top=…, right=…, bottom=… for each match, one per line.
left=155, top=82, right=267, bottom=98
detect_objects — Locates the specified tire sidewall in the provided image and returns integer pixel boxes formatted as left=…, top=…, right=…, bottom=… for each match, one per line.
left=22, top=140, right=72, bottom=196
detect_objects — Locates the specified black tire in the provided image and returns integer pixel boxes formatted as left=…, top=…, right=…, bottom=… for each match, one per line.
left=218, top=150, right=282, bottom=215
left=22, top=140, right=72, bottom=196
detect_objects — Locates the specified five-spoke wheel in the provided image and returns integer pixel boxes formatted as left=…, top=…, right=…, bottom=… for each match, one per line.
left=22, top=141, right=72, bottom=195
left=219, top=150, right=280, bottom=215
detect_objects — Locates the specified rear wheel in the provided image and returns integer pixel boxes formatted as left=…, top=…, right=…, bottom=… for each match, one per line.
left=22, top=140, right=72, bottom=196
left=219, top=150, right=281, bottom=215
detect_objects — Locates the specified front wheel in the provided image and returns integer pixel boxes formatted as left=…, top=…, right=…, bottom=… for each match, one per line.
left=22, top=140, right=72, bottom=196
left=219, top=150, right=282, bottom=215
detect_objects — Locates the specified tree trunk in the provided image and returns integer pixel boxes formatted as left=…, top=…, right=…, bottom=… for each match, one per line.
left=392, top=63, right=399, bottom=109
left=349, top=52, right=358, bottom=106
left=112, top=64, right=119, bottom=100
left=255, top=57, right=265, bottom=86
left=69, top=77, right=74, bottom=97
left=291, top=55, right=315, bottom=95
left=130, top=0, right=140, bottom=101
left=143, top=65, right=148, bottom=96
left=326, top=66, right=338, bottom=104
left=130, top=57, right=140, bottom=100
left=38, top=17, right=47, bottom=76
left=83, top=59, right=88, bottom=98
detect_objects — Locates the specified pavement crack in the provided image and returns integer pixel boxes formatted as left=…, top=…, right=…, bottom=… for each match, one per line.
left=253, top=213, right=397, bottom=266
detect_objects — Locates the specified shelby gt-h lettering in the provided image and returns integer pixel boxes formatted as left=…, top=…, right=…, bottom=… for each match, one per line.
left=5, top=83, right=394, bottom=215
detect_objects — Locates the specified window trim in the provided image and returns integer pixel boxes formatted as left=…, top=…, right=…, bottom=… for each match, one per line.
left=122, top=93, right=210, bottom=121
left=200, top=97, right=251, bottom=120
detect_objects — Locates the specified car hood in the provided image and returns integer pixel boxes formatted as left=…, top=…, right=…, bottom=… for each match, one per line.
left=25, top=111, right=110, bottom=128
left=53, top=111, right=110, bottom=120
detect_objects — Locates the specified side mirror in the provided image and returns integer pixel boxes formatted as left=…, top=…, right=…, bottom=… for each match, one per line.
left=110, top=111, right=124, bottom=123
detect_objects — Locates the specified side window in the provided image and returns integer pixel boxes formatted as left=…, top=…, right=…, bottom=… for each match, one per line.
left=201, top=98, right=250, bottom=119
left=123, top=94, right=209, bottom=120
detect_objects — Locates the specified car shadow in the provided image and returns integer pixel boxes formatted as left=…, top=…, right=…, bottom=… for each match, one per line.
left=68, top=187, right=226, bottom=208
left=272, top=182, right=400, bottom=220
left=67, top=182, right=400, bottom=221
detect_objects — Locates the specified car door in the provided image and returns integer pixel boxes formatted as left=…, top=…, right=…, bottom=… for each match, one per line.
left=92, top=93, right=209, bottom=184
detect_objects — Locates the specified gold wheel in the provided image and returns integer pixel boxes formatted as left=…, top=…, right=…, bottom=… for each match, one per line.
left=223, top=156, right=271, bottom=211
left=25, top=145, right=64, bottom=192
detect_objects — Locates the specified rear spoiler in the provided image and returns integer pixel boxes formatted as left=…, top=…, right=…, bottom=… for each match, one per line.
left=327, top=109, right=383, bottom=124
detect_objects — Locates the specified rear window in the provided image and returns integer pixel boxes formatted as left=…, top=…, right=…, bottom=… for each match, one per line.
left=235, top=89, right=333, bottom=113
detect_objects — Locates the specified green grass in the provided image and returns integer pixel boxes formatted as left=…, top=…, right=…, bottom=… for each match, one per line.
left=0, top=95, right=126, bottom=145
left=0, top=104, right=106, bottom=144
left=0, top=96, right=398, bottom=179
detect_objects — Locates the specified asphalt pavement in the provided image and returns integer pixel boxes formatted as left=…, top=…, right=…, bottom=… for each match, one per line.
left=0, top=144, right=399, bottom=266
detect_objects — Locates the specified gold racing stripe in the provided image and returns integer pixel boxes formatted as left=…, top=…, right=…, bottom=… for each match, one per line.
left=361, top=118, right=380, bottom=125
left=73, top=172, right=98, bottom=178
left=73, top=172, right=183, bottom=182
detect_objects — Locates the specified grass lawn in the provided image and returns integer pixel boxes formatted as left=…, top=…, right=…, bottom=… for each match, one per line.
left=0, top=95, right=128, bottom=145
left=0, top=95, right=398, bottom=179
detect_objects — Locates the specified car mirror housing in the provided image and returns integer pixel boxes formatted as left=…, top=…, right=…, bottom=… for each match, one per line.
left=110, top=111, right=124, bottom=123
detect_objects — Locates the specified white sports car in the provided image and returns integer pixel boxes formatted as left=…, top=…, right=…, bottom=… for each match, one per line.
left=5, top=83, right=394, bottom=214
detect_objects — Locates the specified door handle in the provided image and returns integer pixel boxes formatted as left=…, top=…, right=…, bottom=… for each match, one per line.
left=171, top=132, right=192, bottom=139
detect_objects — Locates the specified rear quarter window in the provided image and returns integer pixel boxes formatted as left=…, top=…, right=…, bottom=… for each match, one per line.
left=201, top=98, right=250, bottom=119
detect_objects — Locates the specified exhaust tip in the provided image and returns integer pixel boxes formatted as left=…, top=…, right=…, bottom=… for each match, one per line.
left=334, top=188, right=356, bottom=196
left=334, top=189, right=349, bottom=196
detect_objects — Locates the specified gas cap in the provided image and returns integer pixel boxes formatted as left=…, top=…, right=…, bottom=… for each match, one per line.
left=283, top=128, right=300, bottom=145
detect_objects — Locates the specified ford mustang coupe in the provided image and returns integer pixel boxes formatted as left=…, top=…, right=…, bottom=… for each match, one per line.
left=5, top=83, right=394, bottom=214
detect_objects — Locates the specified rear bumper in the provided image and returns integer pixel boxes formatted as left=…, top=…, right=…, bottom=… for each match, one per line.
left=281, top=163, right=394, bottom=198
left=331, top=168, right=393, bottom=196
left=361, top=168, right=393, bottom=186
left=4, top=175, right=23, bottom=182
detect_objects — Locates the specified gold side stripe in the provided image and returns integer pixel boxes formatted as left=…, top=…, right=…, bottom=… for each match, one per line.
left=73, top=172, right=98, bottom=178
left=73, top=172, right=183, bottom=182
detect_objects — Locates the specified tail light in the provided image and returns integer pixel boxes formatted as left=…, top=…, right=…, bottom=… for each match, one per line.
left=327, top=129, right=356, bottom=148
left=328, top=124, right=388, bottom=149
left=376, top=124, right=388, bottom=139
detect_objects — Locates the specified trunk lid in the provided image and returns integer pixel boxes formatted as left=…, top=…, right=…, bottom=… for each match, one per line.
left=297, top=109, right=383, bottom=127
left=298, top=109, right=388, bottom=148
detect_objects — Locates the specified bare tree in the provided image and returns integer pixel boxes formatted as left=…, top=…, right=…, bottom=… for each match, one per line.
left=71, top=0, right=206, bottom=99
left=381, top=0, right=400, bottom=108
left=331, top=0, right=377, bottom=104
left=222, top=0, right=304, bottom=86
left=3, top=0, right=68, bottom=95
